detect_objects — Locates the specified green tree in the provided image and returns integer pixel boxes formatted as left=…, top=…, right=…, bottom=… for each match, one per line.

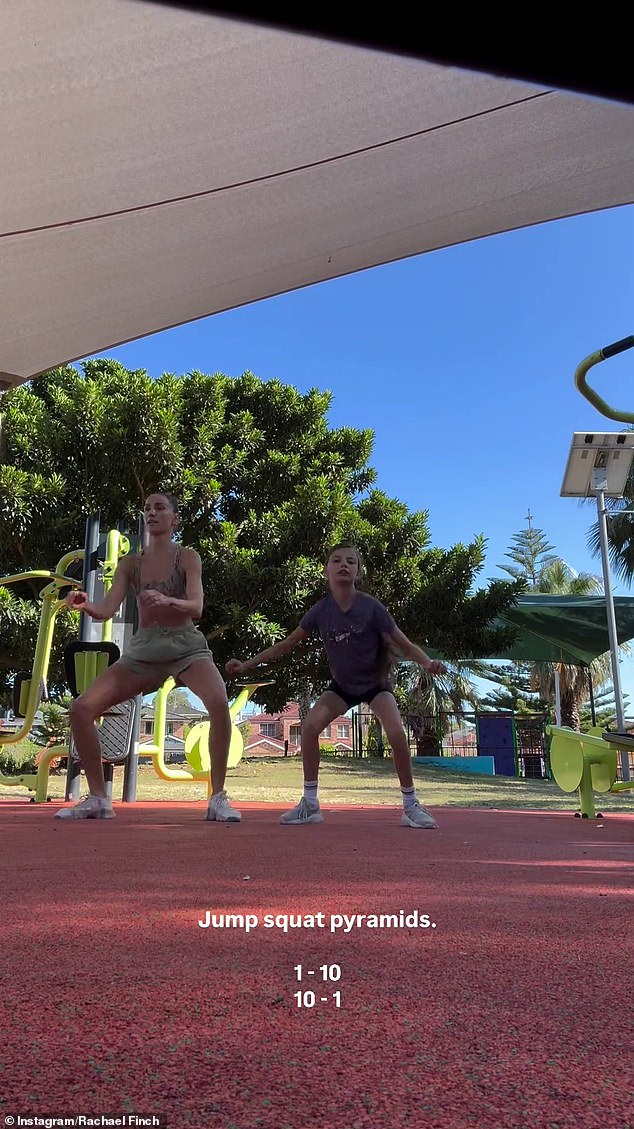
left=31, top=698, right=72, bottom=749
left=588, top=499, right=634, bottom=582
left=498, top=516, right=558, bottom=587
left=583, top=443, right=634, bottom=587
left=579, top=684, right=631, bottom=733
left=476, top=662, right=544, bottom=714
left=29, top=697, right=73, bottom=775
left=536, top=558, right=602, bottom=595
left=1, top=362, right=523, bottom=712
left=166, top=687, right=195, bottom=712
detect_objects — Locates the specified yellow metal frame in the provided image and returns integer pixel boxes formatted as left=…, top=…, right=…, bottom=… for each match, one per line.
left=548, top=725, right=634, bottom=818
left=139, top=678, right=266, bottom=798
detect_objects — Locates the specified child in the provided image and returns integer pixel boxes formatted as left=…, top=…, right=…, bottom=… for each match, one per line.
left=226, top=542, right=445, bottom=827
left=56, top=492, right=240, bottom=823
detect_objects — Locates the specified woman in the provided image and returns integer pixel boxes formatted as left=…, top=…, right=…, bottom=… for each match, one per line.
left=56, top=492, right=240, bottom=823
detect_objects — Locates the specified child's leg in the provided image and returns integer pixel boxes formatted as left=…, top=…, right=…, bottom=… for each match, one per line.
left=280, top=692, right=345, bottom=824
left=369, top=692, right=437, bottom=828
left=300, top=691, right=347, bottom=784
left=368, top=692, right=413, bottom=786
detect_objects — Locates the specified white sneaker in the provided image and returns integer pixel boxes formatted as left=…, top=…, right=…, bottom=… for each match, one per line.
left=54, top=795, right=114, bottom=820
left=206, top=790, right=241, bottom=822
left=280, top=797, right=324, bottom=825
left=401, top=803, right=438, bottom=829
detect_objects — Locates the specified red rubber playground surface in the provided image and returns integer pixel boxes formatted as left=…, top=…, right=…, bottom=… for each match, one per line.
left=1, top=798, right=632, bottom=1129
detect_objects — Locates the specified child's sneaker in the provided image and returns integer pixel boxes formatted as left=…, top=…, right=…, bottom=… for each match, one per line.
left=54, top=795, right=114, bottom=820
left=401, top=803, right=438, bottom=829
left=280, top=797, right=324, bottom=825
left=206, top=790, right=241, bottom=822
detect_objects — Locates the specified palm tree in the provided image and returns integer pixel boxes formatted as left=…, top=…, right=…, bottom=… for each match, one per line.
left=526, top=559, right=623, bottom=729
left=497, top=521, right=623, bottom=730
left=393, top=660, right=483, bottom=755
left=529, top=653, right=612, bottom=731
left=536, top=558, right=602, bottom=595
left=586, top=479, right=634, bottom=584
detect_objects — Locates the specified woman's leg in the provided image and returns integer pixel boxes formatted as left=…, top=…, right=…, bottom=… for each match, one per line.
left=69, top=663, right=155, bottom=796
left=176, top=659, right=232, bottom=795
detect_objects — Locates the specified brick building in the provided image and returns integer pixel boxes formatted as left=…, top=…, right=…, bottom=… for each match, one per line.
left=243, top=701, right=353, bottom=757
left=139, top=701, right=207, bottom=742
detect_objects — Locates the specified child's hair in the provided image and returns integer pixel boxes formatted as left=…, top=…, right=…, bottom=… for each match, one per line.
left=325, top=541, right=365, bottom=582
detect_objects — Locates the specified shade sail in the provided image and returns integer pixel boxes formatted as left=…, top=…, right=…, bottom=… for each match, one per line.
left=2, top=1, right=634, bottom=387
left=493, top=595, right=634, bottom=666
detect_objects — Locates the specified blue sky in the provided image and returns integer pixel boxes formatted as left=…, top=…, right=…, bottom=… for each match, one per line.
left=86, top=202, right=634, bottom=710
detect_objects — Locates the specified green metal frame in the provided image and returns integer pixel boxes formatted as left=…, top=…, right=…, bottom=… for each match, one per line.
left=574, top=336, right=634, bottom=423
left=0, top=552, right=84, bottom=742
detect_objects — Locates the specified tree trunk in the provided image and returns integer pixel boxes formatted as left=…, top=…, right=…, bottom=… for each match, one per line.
left=560, top=690, right=580, bottom=731
left=410, top=715, right=441, bottom=756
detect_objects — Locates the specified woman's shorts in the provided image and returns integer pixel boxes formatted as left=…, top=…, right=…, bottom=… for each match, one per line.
left=117, top=623, right=215, bottom=687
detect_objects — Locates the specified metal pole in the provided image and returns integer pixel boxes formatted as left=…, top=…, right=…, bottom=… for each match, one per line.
left=586, top=668, right=596, bottom=727
left=121, top=514, right=144, bottom=802
left=596, top=490, right=630, bottom=779
left=65, top=513, right=100, bottom=799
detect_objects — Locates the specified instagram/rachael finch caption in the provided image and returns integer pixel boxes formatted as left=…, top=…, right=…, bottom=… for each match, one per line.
left=198, top=910, right=438, bottom=1009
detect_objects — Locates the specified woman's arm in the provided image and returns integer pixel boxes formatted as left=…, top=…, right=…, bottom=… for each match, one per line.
left=66, top=558, right=132, bottom=622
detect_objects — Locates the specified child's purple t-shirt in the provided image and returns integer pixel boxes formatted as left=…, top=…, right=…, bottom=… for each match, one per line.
left=299, top=592, right=396, bottom=696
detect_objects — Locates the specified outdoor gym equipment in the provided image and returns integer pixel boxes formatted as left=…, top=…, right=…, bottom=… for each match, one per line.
left=548, top=334, right=634, bottom=815
left=548, top=725, right=634, bottom=818
left=0, top=552, right=84, bottom=798
left=137, top=677, right=268, bottom=795
left=0, top=529, right=131, bottom=801
left=1, top=522, right=265, bottom=801
left=574, top=335, right=634, bottom=423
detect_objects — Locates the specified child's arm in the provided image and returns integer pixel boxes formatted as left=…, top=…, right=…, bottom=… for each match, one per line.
left=226, top=627, right=309, bottom=677
left=382, top=626, right=446, bottom=675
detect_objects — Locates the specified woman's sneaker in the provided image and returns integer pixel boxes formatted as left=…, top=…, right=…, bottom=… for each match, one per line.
left=401, top=803, right=438, bottom=829
left=55, top=795, right=114, bottom=820
left=280, top=797, right=324, bottom=825
left=206, top=790, right=241, bottom=822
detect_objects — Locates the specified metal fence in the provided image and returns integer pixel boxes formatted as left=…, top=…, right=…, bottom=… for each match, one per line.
left=351, top=709, right=550, bottom=779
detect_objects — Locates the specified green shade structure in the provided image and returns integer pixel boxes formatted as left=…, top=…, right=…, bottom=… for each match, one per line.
left=493, top=594, right=634, bottom=665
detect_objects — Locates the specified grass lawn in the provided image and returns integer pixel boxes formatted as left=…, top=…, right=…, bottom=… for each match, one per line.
left=2, top=751, right=634, bottom=812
